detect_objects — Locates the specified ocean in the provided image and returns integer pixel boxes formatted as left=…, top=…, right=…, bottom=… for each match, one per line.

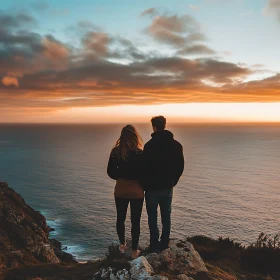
left=0, top=123, right=279, bottom=260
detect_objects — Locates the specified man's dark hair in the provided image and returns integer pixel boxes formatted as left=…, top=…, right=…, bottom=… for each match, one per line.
left=151, top=116, right=166, bottom=131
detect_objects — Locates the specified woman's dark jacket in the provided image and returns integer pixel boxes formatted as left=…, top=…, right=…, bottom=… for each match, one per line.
left=107, top=148, right=143, bottom=181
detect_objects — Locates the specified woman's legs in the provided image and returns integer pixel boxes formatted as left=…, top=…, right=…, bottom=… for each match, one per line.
left=130, top=198, right=144, bottom=251
left=115, top=196, right=129, bottom=246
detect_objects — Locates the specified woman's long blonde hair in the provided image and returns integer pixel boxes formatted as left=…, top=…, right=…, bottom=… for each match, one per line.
left=113, top=125, right=143, bottom=161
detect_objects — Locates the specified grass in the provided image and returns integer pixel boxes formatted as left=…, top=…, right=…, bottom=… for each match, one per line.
left=187, top=233, right=280, bottom=280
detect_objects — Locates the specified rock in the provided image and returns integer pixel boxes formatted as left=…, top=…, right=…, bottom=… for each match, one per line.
left=108, top=241, right=123, bottom=258
left=145, top=253, right=162, bottom=270
left=129, top=256, right=154, bottom=279
left=92, top=267, right=130, bottom=280
left=145, top=276, right=169, bottom=280
left=48, top=226, right=55, bottom=232
left=49, top=239, right=76, bottom=263
left=108, top=240, right=133, bottom=259
left=146, top=239, right=207, bottom=276
left=177, top=274, right=194, bottom=280
left=0, top=181, right=76, bottom=268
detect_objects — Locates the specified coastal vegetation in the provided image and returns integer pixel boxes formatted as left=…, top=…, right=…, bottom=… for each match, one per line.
left=188, top=234, right=280, bottom=280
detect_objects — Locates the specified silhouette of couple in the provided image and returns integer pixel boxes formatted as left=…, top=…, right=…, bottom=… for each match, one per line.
left=107, top=116, right=184, bottom=259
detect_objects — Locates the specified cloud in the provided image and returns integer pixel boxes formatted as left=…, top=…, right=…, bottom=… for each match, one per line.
left=150, top=14, right=198, bottom=33
left=177, top=45, right=215, bottom=55
left=0, top=55, right=252, bottom=103
left=264, top=0, right=280, bottom=21
left=0, top=11, right=36, bottom=29
left=0, top=8, right=280, bottom=112
left=43, top=35, right=70, bottom=60
left=82, top=31, right=111, bottom=56
left=140, top=8, right=158, bottom=17
left=147, top=28, right=186, bottom=46
left=144, top=12, right=204, bottom=48
left=185, top=32, right=208, bottom=43
left=146, top=14, right=200, bottom=47
left=0, top=11, right=72, bottom=76
left=2, top=76, right=19, bottom=87
left=142, top=10, right=215, bottom=56
left=77, top=21, right=101, bottom=32
left=109, top=37, right=147, bottom=60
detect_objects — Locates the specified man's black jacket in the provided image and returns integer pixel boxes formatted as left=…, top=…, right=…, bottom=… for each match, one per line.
left=141, top=130, right=184, bottom=190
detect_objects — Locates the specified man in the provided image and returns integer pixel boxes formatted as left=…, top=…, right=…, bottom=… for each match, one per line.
left=142, top=116, right=184, bottom=252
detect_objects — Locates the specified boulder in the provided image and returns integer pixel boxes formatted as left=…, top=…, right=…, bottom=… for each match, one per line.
left=129, top=256, right=154, bottom=279
left=92, top=267, right=130, bottom=280
left=146, top=239, right=207, bottom=276
left=145, top=253, right=162, bottom=270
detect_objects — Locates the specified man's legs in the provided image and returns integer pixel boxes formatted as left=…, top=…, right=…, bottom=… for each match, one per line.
left=145, top=190, right=160, bottom=251
left=159, top=188, right=173, bottom=250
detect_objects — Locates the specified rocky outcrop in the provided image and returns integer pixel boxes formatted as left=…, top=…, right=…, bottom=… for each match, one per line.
left=92, top=256, right=168, bottom=280
left=0, top=181, right=75, bottom=268
left=130, top=256, right=154, bottom=279
left=94, top=239, right=207, bottom=280
left=92, top=267, right=130, bottom=280
left=146, top=239, right=207, bottom=276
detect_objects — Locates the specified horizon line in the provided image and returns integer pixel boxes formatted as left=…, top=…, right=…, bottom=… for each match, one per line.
left=1, top=121, right=280, bottom=125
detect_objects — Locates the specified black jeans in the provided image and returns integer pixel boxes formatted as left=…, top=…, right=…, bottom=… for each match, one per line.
left=145, top=188, right=173, bottom=250
left=114, top=196, right=144, bottom=251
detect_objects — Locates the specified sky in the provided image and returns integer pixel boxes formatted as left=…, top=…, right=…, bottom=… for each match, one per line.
left=1, top=0, right=280, bottom=123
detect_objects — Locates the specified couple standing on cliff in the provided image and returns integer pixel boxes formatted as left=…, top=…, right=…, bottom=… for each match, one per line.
left=107, top=116, right=184, bottom=259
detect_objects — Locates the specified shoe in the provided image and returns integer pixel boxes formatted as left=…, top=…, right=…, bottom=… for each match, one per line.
left=131, top=249, right=141, bottom=259
left=119, top=243, right=128, bottom=253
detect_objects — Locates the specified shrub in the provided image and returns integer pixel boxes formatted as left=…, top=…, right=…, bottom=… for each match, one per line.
left=241, top=233, right=280, bottom=275
left=187, top=235, right=242, bottom=261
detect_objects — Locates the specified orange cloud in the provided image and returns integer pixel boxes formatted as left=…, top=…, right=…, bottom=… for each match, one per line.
left=146, top=13, right=200, bottom=46
left=43, top=36, right=69, bottom=60
left=2, top=76, right=19, bottom=87
left=82, top=31, right=111, bottom=56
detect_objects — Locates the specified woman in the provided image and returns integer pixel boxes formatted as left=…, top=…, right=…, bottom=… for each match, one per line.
left=107, top=125, right=144, bottom=259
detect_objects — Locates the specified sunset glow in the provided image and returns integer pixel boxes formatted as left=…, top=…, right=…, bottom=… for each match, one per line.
left=3, top=103, right=280, bottom=123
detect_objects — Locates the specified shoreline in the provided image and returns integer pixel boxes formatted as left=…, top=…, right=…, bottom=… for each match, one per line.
left=45, top=216, right=108, bottom=262
left=44, top=211, right=276, bottom=262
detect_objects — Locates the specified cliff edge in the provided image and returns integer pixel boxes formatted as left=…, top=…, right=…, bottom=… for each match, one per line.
left=0, top=181, right=75, bottom=268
